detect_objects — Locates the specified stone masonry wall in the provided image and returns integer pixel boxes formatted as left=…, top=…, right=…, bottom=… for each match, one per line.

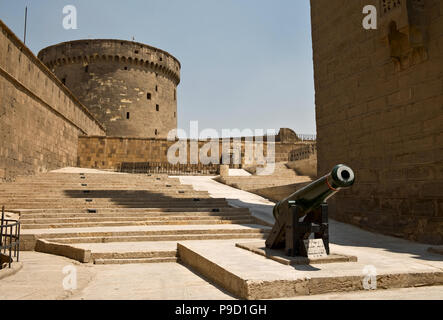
left=0, top=20, right=105, bottom=181
left=310, top=0, right=443, bottom=244
left=77, top=136, right=305, bottom=170
left=38, top=40, right=180, bottom=138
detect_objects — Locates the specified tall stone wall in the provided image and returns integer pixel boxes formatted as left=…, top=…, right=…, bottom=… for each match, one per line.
left=0, top=20, right=105, bottom=181
left=77, top=136, right=305, bottom=169
left=38, top=40, right=180, bottom=138
left=310, top=0, right=443, bottom=243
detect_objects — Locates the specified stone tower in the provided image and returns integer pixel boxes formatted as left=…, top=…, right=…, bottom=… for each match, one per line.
left=38, top=40, right=181, bottom=138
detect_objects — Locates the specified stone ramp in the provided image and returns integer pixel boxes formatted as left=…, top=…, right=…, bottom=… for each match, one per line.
left=218, top=162, right=312, bottom=191
left=177, top=240, right=443, bottom=299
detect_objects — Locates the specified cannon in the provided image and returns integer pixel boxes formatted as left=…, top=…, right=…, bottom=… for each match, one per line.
left=265, top=164, right=355, bottom=257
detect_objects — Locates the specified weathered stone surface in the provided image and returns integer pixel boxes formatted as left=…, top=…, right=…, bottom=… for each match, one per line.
left=235, top=242, right=357, bottom=265
left=35, top=239, right=92, bottom=263
left=310, top=0, right=443, bottom=244
left=38, top=40, right=180, bottom=138
left=0, top=20, right=105, bottom=182
left=178, top=239, right=443, bottom=300
left=77, top=136, right=310, bottom=169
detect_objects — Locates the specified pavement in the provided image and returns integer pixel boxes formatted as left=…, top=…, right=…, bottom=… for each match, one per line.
left=0, top=251, right=233, bottom=300
left=0, top=173, right=442, bottom=300
left=175, top=176, right=276, bottom=225
left=285, top=285, right=443, bottom=300
left=1, top=250, right=441, bottom=300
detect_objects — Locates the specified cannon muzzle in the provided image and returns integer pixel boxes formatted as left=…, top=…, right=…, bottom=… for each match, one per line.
left=273, top=164, right=355, bottom=221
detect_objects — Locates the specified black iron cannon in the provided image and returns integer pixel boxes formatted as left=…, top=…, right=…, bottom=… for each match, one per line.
left=265, top=164, right=355, bottom=257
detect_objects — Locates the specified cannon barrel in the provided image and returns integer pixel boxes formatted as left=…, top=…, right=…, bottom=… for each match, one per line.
left=273, top=164, right=355, bottom=221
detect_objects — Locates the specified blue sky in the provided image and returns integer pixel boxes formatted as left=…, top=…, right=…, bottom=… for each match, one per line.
left=0, top=0, right=316, bottom=135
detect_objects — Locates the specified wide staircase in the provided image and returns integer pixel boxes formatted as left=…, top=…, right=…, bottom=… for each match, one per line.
left=0, top=171, right=269, bottom=264
left=218, top=162, right=311, bottom=191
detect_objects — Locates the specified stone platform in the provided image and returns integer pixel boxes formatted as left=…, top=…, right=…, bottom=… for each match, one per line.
left=235, top=241, right=357, bottom=265
left=177, top=239, right=443, bottom=300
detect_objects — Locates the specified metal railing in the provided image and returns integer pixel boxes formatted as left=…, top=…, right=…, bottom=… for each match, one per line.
left=297, top=134, right=317, bottom=141
left=119, top=162, right=220, bottom=176
left=0, top=206, right=20, bottom=269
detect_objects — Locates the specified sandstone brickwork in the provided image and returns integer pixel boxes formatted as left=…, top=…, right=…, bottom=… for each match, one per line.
left=310, top=0, right=443, bottom=244
left=77, top=135, right=307, bottom=170
left=0, top=20, right=105, bottom=181
left=38, top=40, right=181, bottom=138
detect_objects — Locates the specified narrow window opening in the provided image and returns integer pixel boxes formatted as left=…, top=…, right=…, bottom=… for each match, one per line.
left=126, top=112, right=130, bottom=119
left=156, top=104, right=159, bottom=112
left=62, top=78, right=66, bottom=85
left=174, top=112, right=176, bottom=118
left=147, top=93, right=151, bottom=100
left=160, top=57, right=163, bottom=62
left=155, top=129, right=158, bottom=135
left=174, top=89, right=176, bottom=100
left=155, top=85, right=158, bottom=92
left=85, top=65, right=89, bottom=73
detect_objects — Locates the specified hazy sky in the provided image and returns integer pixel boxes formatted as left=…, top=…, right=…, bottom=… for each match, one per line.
left=0, top=0, right=316, bottom=135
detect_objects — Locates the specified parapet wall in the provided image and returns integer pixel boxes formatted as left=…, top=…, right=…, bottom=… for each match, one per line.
left=311, top=0, right=443, bottom=244
left=38, top=40, right=181, bottom=138
left=0, top=20, right=105, bottom=180
left=77, top=136, right=305, bottom=169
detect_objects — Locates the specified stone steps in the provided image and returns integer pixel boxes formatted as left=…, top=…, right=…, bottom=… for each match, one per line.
left=21, top=223, right=270, bottom=249
left=94, top=257, right=178, bottom=265
left=21, top=214, right=254, bottom=224
left=17, top=207, right=250, bottom=214
left=21, top=218, right=257, bottom=229
left=26, top=225, right=268, bottom=238
left=20, top=212, right=252, bottom=221
left=7, top=171, right=269, bottom=262
left=0, top=184, right=187, bottom=189
left=92, top=250, right=177, bottom=260
left=0, top=194, right=212, bottom=200
left=4, top=200, right=230, bottom=209
left=88, top=239, right=180, bottom=265
left=44, top=233, right=267, bottom=244
left=19, top=210, right=249, bottom=219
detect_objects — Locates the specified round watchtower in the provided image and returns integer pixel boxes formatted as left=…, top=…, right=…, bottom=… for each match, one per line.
left=38, top=39, right=181, bottom=138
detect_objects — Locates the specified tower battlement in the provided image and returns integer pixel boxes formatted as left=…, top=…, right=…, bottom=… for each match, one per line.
left=38, top=39, right=181, bottom=138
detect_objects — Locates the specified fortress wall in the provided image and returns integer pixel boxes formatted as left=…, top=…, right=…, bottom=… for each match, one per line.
left=77, top=136, right=305, bottom=169
left=38, top=40, right=180, bottom=138
left=310, top=0, right=443, bottom=243
left=0, top=20, right=105, bottom=180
